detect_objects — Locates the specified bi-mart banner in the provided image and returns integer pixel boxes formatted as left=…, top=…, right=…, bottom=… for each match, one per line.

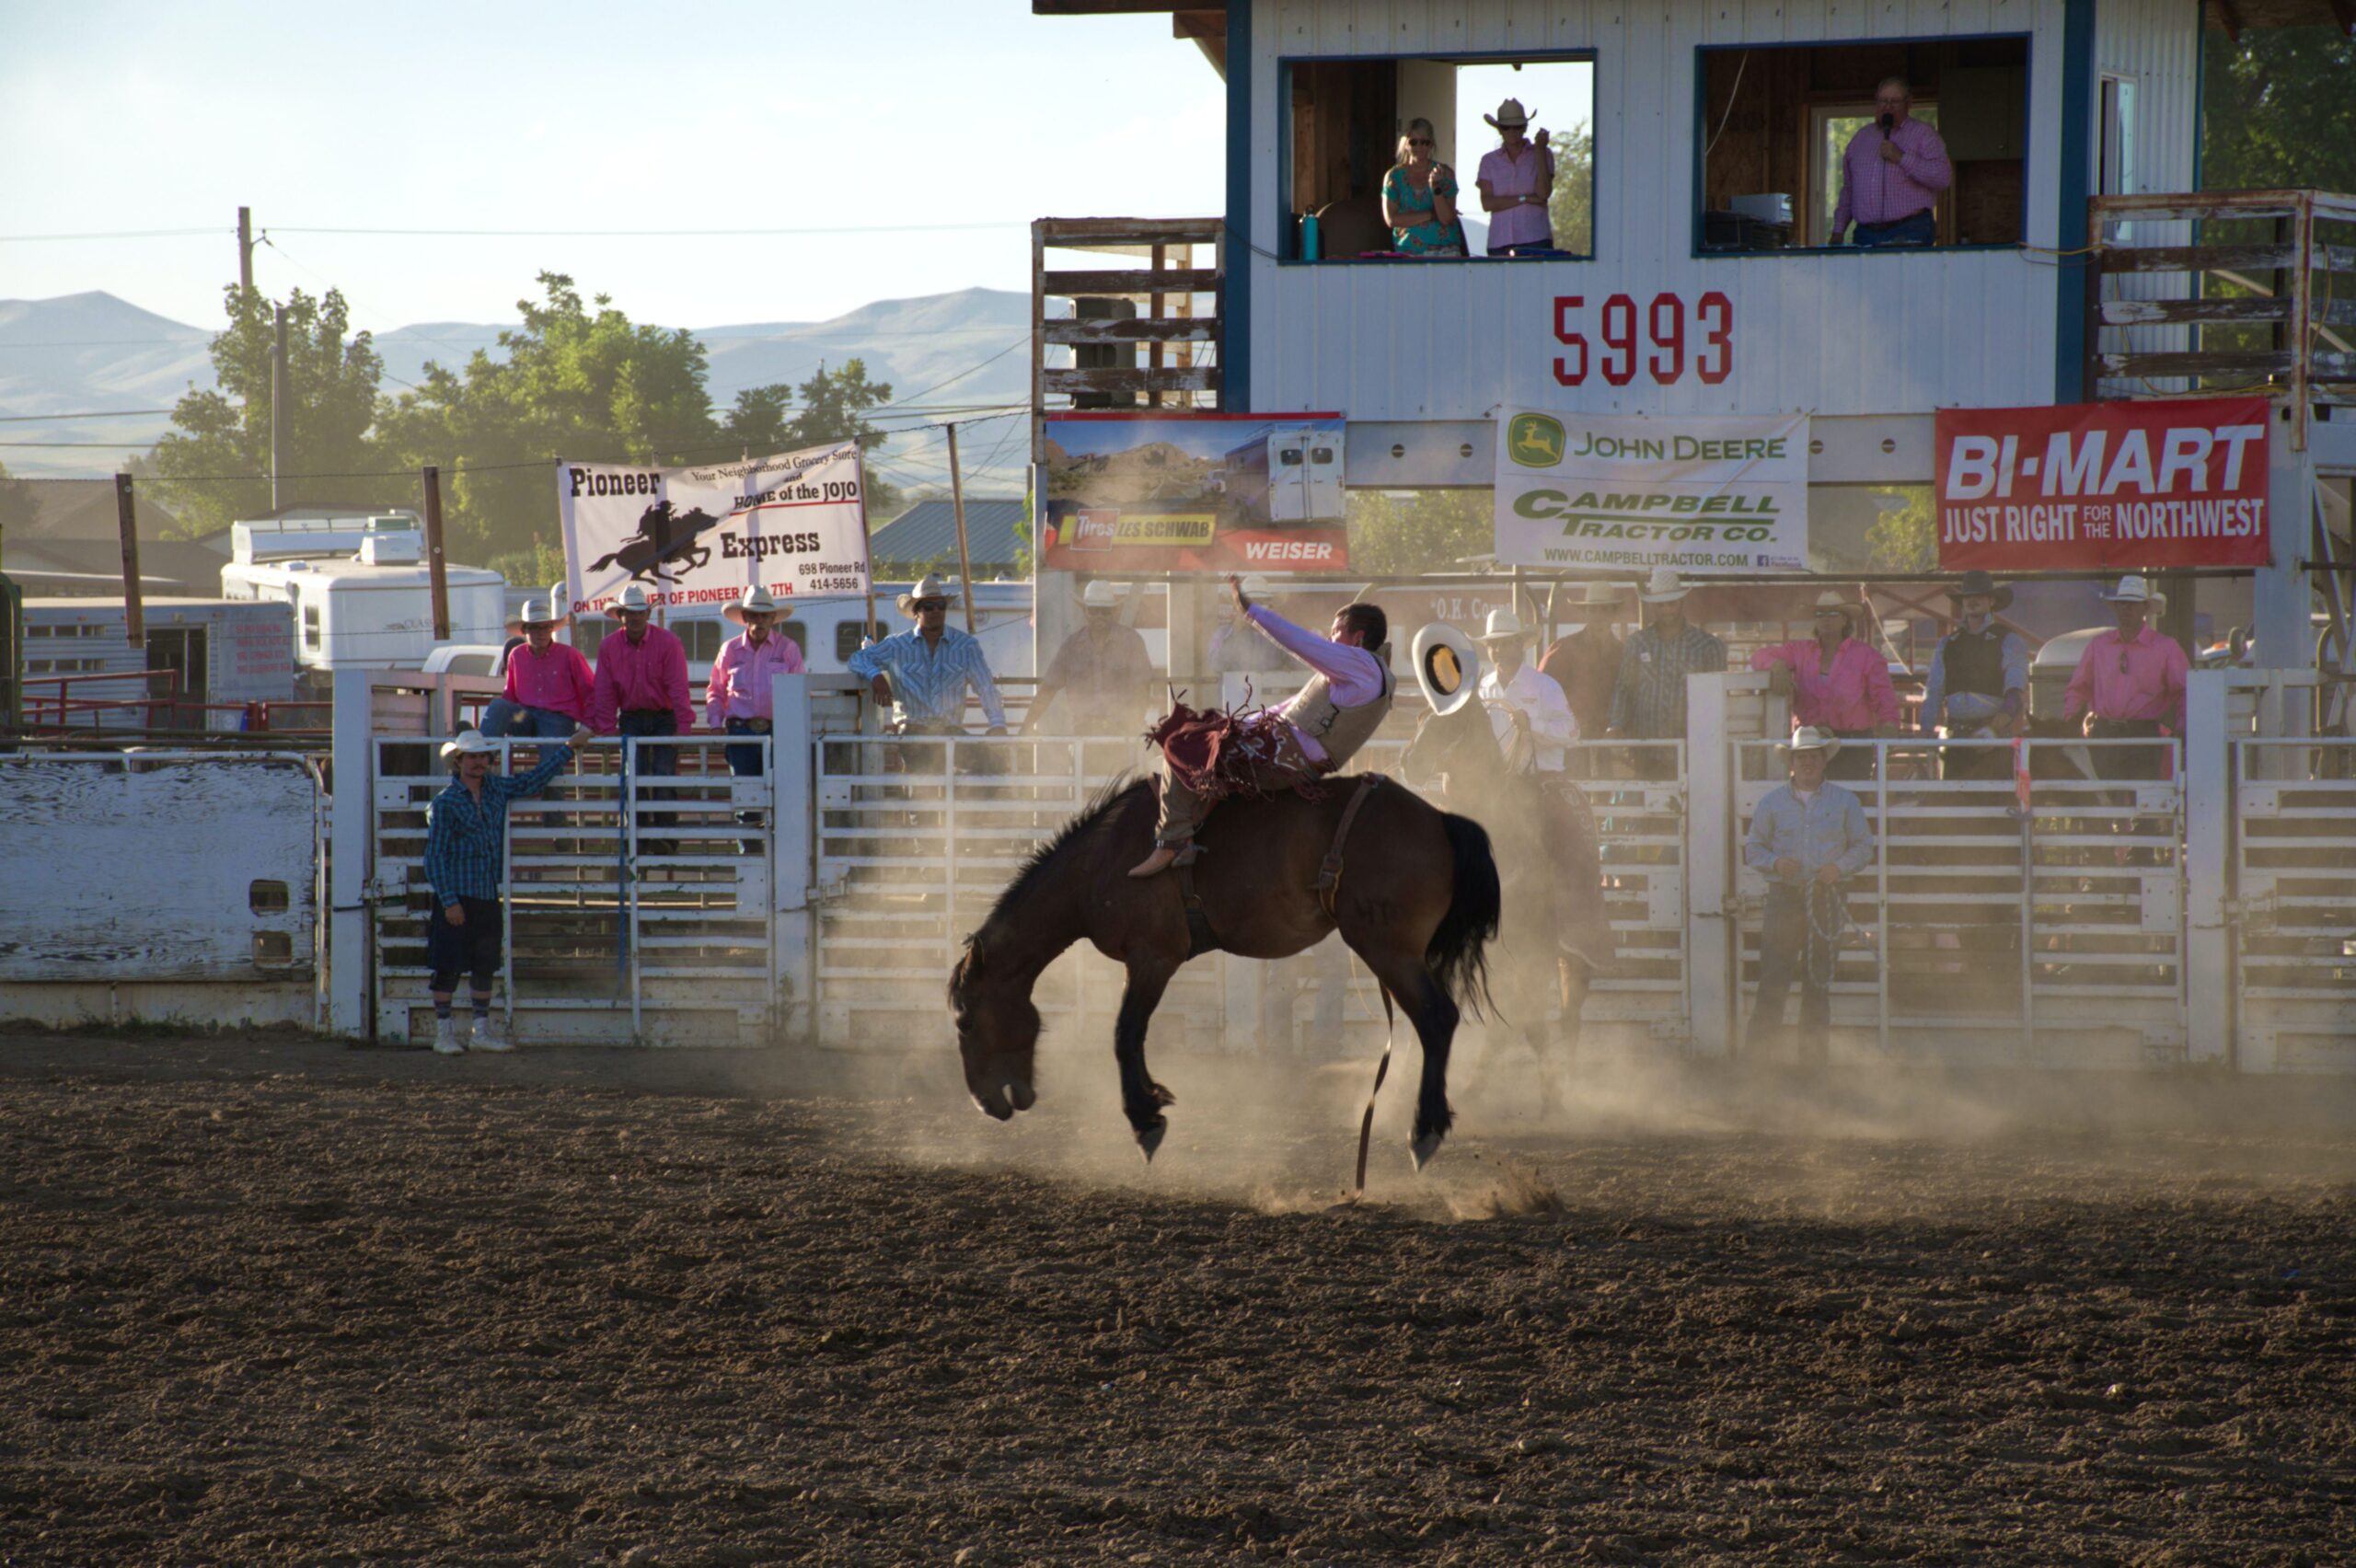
left=1935, top=398, right=2270, bottom=571
left=557, top=441, right=872, bottom=616
left=1493, top=409, right=1809, bottom=573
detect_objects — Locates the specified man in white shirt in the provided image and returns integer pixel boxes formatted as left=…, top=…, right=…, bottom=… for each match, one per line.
left=1742, top=727, right=1875, bottom=1065
left=1474, top=608, right=1577, bottom=772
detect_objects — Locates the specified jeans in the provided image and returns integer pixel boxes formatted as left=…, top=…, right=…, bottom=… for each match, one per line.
left=1746, top=882, right=1843, bottom=1059
left=1850, top=210, right=1935, bottom=248
left=722, top=716, right=768, bottom=778
left=618, top=710, right=678, bottom=845
left=481, top=698, right=574, bottom=739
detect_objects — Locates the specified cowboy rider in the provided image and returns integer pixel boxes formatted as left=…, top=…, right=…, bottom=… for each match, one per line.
left=1129, top=576, right=1392, bottom=878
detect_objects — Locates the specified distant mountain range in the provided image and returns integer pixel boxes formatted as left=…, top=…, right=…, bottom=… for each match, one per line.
left=0, top=288, right=1034, bottom=495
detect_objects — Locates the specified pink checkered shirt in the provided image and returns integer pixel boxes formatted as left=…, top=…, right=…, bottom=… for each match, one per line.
left=1831, top=118, right=1952, bottom=234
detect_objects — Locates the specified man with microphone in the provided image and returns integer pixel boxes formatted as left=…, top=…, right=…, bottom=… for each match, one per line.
left=1831, top=77, right=1950, bottom=248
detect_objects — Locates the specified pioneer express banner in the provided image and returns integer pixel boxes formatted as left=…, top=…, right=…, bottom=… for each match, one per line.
left=1493, top=410, right=1809, bottom=573
left=1039, top=413, right=1349, bottom=573
left=1934, top=399, right=2269, bottom=572
left=557, top=441, right=872, bottom=616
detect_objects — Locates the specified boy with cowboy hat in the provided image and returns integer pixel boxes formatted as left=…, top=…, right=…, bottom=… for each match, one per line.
left=1750, top=590, right=1901, bottom=780
left=1474, top=97, right=1556, bottom=257
left=706, top=586, right=807, bottom=848
left=848, top=572, right=1007, bottom=738
left=1921, top=570, right=2030, bottom=777
left=1606, top=568, right=1727, bottom=777
left=2062, top=573, right=2189, bottom=781
left=482, top=596, right=594, bottom=739
left=1742, top=726, right=1874, bottom=1066
left=1022, top=579, right=1155, bottom=739
left=422, top=722, right=593, bottom=1054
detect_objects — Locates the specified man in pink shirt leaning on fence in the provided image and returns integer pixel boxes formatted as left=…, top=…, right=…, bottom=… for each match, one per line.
left=2063, top=575, right=2189, bottom=782
left=1750, top=591, right=1901, bottom=780
left=1831, top=77, right=1951, bottom=248
left=483, top=597, right=595, bottom=739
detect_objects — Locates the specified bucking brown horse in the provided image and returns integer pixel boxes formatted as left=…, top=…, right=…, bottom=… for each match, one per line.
left=949, top=775, right=1500, bottom=1169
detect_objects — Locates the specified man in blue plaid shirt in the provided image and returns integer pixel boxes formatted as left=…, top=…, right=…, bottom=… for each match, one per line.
left=849, top=574, right=1007, bottom=736
left=423, top=725, right=587, bottom=1055
left=1605, top=567, right=1727, bottom=777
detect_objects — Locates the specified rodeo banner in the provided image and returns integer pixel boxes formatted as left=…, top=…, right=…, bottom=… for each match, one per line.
left=1935, top=398, right=2270, bottom=572
left=1039, top=411, right=1350, bottom=573
left=1493, top=409, right=1810, bottom=573
left=557, top=441, right=873, bottom=616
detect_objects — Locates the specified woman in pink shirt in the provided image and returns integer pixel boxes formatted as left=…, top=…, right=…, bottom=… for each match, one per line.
left=1750, top=591, right=1901, bottom=779
left=483, top=598, right=595, bottom=738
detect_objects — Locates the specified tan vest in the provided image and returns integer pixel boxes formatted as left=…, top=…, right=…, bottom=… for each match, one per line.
left=1279, top=659, right=1395, bottom=771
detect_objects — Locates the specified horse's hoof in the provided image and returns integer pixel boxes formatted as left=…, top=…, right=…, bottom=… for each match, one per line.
left=1410, top=1132, right=1445, bottom=1171
left=1136, top=1120, right=1168, bottom=1164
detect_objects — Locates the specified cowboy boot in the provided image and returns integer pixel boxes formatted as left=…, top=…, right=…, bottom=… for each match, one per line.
left=1128, top=843, right=1182, bottom=878
left=432, top=1017, right=462, bottom=1055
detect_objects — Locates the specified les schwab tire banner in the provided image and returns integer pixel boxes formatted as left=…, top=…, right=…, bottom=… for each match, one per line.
left=1493, top=409, right=1809, bottom=573
left=1935, top=398, right=2269, bottom=571
left=557, top=441, right=873, bottom=616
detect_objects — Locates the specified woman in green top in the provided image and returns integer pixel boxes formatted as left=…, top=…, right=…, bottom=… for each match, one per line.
left=1380, top=118, right=1465, bottom=256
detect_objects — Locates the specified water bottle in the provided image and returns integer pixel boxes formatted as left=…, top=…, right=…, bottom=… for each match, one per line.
left=1302, top=213, right=1321, bottom=261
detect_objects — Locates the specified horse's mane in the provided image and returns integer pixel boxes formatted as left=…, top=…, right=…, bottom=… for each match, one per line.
left=965, top=774, right=1150, bottom=953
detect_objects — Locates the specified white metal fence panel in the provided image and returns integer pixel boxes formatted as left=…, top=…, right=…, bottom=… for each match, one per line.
left=2233, top=739, right=2356, bottom=1071
left=371, top=736, right=773, bottom=1046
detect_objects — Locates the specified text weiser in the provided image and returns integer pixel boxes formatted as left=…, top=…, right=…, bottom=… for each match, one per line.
left=1934, top=399, right=2269, bottom=571
left=1553, top=294, right=1733, bottom=387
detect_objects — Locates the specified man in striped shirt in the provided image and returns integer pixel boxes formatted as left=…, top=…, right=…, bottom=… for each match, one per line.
left=849, top=574, right=1007, bottom=736
left=1831, top=78, right=1951, bottom=248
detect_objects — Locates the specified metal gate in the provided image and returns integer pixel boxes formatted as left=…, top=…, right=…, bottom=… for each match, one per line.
left=2232, top=738, right=2356, bottom=1070
left=369, top=735, right=774, bottom=1045
left=1731, top=738, right=2187, bottom=1065
left=1570, top=742, right=1691, bottom=1046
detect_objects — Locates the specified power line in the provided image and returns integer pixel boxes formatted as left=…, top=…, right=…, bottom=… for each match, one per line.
left=0, top=409, right=177, bottom=422
left=0, top=227, right=224, bottom=242
left=270, top=221, right=1027, bottom=238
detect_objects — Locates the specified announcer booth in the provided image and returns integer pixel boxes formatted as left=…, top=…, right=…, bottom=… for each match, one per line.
left=1024, top=0, right=2356, bottom=1069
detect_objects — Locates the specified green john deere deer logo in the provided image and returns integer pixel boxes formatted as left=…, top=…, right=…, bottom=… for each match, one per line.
left=1507, top=412, right=1565, bottom=468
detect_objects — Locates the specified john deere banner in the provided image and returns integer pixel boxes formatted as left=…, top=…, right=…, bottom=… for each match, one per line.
left=1493, top=409, right=1810, bottom=573
left=1934, top=398, right=2270, bottom=571
left=1039, top=412, right=1350, bottom=573
left=557, top=442, right=872, bottom=616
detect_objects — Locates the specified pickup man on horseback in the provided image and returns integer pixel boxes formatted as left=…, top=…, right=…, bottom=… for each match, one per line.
left=1128, top=576, right=1394, bottom=878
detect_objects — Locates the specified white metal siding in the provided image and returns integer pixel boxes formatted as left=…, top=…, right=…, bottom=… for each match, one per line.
left=1248, top=0, right=2116, bottom=421
left=2092, top=0, right=2203, bottom=365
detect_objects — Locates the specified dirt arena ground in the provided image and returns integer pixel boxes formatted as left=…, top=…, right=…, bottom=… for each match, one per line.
left=3, top=1028, right=2353, bottom=1566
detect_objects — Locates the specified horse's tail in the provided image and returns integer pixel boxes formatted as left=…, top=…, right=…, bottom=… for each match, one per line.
left=1428, top=813, right=1501, bottom=1018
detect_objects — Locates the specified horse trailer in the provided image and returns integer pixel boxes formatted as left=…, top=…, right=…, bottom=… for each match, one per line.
left=1213, top=428, right=1345, bottom=526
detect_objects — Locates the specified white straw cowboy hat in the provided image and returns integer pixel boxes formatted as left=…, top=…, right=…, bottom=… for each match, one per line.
left=2101, top=573, right=2155, bottom=603
left=1080, top=580, right=1120, bottom=610
left=1239, top=574, right=1272, bottom=599
left=1411, top=621, right=1483, bottom=718
left=1811, top=589, right=1867, bottom=628
left=895, top=572, right=953, bottom=617
left=1784, top=725, right=1843, bottom=759
left=722, top=585, right=780, bottom=624
left=439, top=729, right=499, bottom=764
left=1640, top=566, right=1692, bottom=604
left=1572, top=581, right=1622, bottom=607
left=1484, top=98, right=1532, bottom=131
left=614, top=582, right=653, bottom=613
left=504, top=596, right=569, bottom=634
left=1474, top=607, right=1531, bottom=644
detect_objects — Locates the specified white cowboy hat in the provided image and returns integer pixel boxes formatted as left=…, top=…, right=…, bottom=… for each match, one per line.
left=722, top=585, right=780, bottom=624
left=1811, top=589, right=1866, bottom=628
left=614, top=583, right=653, bottom=614
left=1239, top=575, right=1272, bottom=600
left=439, top=729, right=499, bottom=764
left=1474, top=607, right=1530, bottom=644
left=1640, top=567, right=1692, bottom=604
left=1784, top=725, right=1843, bottom=759
left=895, top=572, right=953, bottom=617
left=1484, top=98, right=1532, bottom=131
left=2101, top=573, right=2154, bottom=603
left=504, top=596, right=569, bottom=634
left=1081, top=580, right=1120, bottom=610
left=1572, top=581, right=1623, bottom=607
left=1411, top=622, right=1483, bottom=718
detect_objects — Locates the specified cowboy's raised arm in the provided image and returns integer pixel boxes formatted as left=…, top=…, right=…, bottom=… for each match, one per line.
left=1244, top=604, right=1382, bottom=698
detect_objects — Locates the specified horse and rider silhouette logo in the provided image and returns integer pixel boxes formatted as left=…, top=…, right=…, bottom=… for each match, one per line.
left=1507, top=412, right=1566, bottom=468
left=588, top=499, right=725, bottom=585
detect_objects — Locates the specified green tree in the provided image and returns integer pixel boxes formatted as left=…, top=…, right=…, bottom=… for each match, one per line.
left=1346, top=488, right=1494, bottom=574
left=0, top=459, right=35, bottom=542
left=2200, top=27, right=2356, bottom=194
left=375, top=272, right=728, bottom=564
left=150, top=285, right=398, bottom=536
left=718, top=358, right=900, bottom=513
left=1865, top=486, right=1937, bottom=573
left=1545, top=123, right=1597, bottom=257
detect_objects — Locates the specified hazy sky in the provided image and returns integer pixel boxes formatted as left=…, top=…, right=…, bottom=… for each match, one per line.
left=0, top=1, right=1225, bottom=331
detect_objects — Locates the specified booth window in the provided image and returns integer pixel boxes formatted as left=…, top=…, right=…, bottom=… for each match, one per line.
left=1695, top=37, right=2027, bottom=253
left=1285, top=53, right=1595, bottom=261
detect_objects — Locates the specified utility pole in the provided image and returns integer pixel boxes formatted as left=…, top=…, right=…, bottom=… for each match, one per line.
left=946, top=422, right=977, bottom=634
left=270, top=305, right=290, bottom=511
left=422, top=466, right=451, bottom=640
left=237, top=206, right=254, bottom=294
left=115, top=474, right=145, bottom=651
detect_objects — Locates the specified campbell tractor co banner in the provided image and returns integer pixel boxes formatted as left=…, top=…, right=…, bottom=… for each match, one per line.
left=1039, top=412, right=1349, bottom=573
left=1935, top=398, right=2270, bottom=571
left=557, top=441, right=872, bottom=616
left=1493, top=409, right=1810, bottom=573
